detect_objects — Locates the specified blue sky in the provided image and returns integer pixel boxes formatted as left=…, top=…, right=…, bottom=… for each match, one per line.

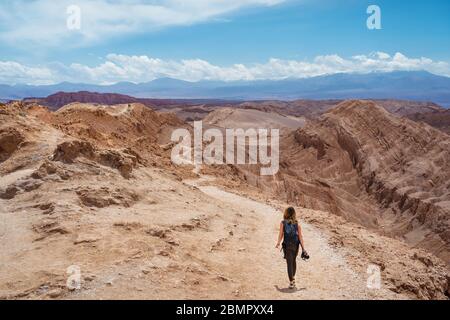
left=0, top=0, right=449, bottom=84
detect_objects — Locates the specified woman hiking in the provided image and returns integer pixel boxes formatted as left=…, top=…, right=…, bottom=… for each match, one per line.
left=276, top=207, right=309, bottom=289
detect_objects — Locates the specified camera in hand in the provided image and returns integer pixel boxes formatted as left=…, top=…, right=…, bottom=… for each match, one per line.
left=301, top=251, right=310, bottom=260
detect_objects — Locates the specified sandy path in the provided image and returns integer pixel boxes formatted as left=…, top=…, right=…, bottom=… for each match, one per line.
left=187, top=176, right=404, bottom=299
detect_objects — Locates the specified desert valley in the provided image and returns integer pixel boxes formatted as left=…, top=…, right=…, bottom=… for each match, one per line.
left=0, top=94, right=449, bottom=300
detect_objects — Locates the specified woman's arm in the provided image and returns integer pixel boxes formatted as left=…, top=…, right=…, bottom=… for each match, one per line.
left=275, top=222, right=284, bottom=248
left=298, top=224, right=306, bottom=253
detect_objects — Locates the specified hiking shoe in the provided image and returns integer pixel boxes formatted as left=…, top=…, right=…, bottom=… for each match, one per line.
left=289, top=281, right=295, bottom=289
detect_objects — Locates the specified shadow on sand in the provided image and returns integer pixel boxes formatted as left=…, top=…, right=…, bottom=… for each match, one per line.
left=275, top=285, right=306, bottom=294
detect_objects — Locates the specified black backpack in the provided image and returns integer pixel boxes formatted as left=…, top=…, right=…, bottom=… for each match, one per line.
left=283, top=220, right=299, bottom=245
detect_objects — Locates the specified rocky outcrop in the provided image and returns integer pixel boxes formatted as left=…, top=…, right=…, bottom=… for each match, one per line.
left=0, top=128, right=24, bottom=163
left=97, top=149, right=138, bottom=179
left=52, top=140, right=138, bottom=178
left=76, top=186, right=141, bottom=208
left=0, top=178, right=43, bottom=200
left=53, top=140, right=95, bottom=164
left=294, top=130, right=328, bottom=160
left=325, top=101, right=450, bottom=262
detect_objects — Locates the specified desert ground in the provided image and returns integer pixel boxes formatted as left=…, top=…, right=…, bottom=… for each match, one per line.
left=0, top=99, right=448, bottom=300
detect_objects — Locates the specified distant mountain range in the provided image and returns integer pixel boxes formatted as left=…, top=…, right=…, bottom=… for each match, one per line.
left=1, top=71, right=450, bottom=106
left=23, top=91, right=234, bottom=110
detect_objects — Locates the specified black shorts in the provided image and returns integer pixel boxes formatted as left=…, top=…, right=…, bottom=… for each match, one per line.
left=282, top=242, right=299, bottom=259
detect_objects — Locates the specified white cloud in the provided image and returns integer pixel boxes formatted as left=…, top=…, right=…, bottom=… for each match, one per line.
left=0, top=61, right=54, bottom=85
left=0, top=52, right=449, bottom=85
left=0, top=0, right=285, bottom=47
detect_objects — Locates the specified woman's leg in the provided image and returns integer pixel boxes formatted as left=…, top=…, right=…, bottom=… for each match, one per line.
left=292, top=244, right=299, bottom=278
left=292, top=256, right=296, bottom=279
left=285, top=245, right=295, bottom=282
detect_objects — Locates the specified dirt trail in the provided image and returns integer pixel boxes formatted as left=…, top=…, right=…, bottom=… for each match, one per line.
left=65, top=175, right=409, bottom=300
left=184, top=176, right=406, bottom=299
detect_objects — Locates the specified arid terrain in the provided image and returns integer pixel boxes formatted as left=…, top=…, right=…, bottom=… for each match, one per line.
left=0, top=98, right=449, bottom=300
left=217, top=101, right=450, bottom=261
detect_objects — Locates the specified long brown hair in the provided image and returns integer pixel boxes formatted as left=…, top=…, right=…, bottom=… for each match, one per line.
left=283, top=207, right=297, bottom=224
